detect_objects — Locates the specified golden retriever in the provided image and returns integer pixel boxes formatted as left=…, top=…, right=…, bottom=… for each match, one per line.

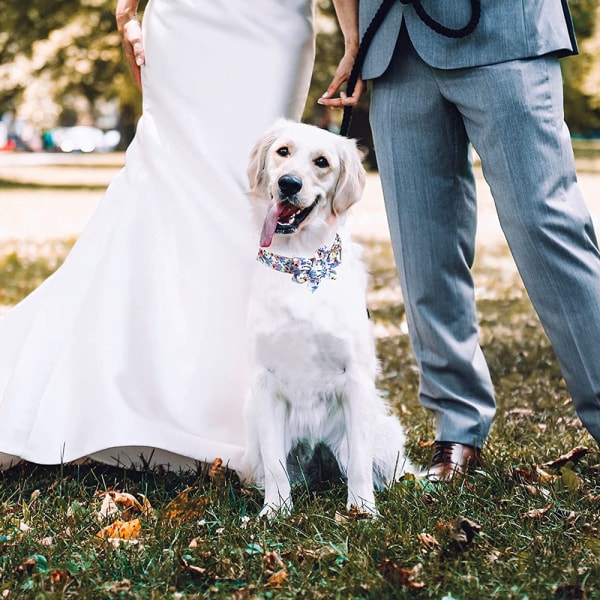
left=242, top=120, right=414, bottom=517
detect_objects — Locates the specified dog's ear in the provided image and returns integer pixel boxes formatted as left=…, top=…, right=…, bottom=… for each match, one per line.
left=332, top=137, right=367, bottom=216
left=247, top=119, right=288, bottom=196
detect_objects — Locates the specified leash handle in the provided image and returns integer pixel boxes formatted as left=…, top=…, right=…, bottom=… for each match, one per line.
left=339, top=0, right=481, bottom=138
left=339, top=0, right=396, bottom=138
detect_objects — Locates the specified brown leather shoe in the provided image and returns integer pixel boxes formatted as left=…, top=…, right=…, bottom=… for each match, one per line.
left=426, top=442, right=482, bottom=482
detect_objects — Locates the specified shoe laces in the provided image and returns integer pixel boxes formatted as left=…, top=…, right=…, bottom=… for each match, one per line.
left=430, top=442, right=458, bottom=466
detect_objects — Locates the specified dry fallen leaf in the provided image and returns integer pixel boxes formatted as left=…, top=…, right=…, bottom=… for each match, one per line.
left=96, top=518, right=141, bottom=541
left=162, top=488, right=210, bottom=524
left=264, top=568, right=289, bottom=588
left=542, top=446, right=588, bottom=470
left=417, top=532, right=441, bottom=551
left=348, top=504, right=375, bottom=520
left=98, top=493, right=119, bottom=521
left=522, top=503, right=552, bottom=519
left=511, top=467, right=536, bottom=484
left=208, top=457, right=226, bottom=488
left=378, top=559, right=425, bottom=589
left=263, top=551, right=285, bottom=571
left=98, top=491, right=153, bottom=522
left=44, top=569, right=74, bottom=592
left=450, top=517, right=481, bottom=548
left=104, top=579, right=132, bottom=595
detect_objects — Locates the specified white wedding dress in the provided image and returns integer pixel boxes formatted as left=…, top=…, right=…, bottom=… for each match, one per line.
left=0, top=0, right=315, bottom=473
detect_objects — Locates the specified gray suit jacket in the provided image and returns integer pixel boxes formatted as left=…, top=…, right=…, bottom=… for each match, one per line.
left=359, top=0, right=578, bottom=78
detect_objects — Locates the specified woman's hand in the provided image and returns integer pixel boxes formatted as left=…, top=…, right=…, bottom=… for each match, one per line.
left=116, top=6, right=144, bottom=90
left=318, top=52, right=365, bottom=109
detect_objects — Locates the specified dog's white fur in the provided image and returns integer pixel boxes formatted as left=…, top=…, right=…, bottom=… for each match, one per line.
left=243, top=120, right=413, bottom=517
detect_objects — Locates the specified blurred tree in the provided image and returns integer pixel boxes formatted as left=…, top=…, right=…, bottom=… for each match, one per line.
left=1, top=0, right=598, bottom=146
left=562, top=0, right=600, bottom=135
left=0, top=0, right=140, bottom=145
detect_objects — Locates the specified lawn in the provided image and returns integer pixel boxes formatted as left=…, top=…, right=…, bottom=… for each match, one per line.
left=0, top=155, right=598, bottom=599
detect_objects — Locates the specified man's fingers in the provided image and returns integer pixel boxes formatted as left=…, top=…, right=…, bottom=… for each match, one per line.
left=318, top=79, right=363, bottom=109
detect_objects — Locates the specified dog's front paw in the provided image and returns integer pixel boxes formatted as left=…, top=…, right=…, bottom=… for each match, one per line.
left=259, top=497, right=293, bottom=519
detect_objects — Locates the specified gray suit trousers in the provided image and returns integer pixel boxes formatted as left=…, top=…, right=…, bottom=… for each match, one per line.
left=371, top=29, right=600, bottom=445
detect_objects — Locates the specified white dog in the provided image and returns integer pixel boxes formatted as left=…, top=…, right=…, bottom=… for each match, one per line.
left=243, top=120, right=413, bottom=517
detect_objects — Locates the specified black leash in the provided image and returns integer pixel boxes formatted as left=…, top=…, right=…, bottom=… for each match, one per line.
left=339, top=0, right=481, bottom=137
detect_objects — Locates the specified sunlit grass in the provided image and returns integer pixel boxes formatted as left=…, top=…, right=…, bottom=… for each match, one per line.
left=0, top=159, right=599, bottom=598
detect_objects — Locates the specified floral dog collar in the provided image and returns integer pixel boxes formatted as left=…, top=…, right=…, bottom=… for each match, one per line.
left=256, top=234, right=342, bottom=293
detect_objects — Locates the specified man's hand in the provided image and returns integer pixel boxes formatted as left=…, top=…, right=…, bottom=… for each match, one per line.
left=318, top=0, right=363, bottom=109
left=318, top=53, right=365, bottom=109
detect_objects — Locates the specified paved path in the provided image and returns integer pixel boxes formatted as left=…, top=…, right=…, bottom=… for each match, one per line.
left=1, top=153, right=599, bottom=271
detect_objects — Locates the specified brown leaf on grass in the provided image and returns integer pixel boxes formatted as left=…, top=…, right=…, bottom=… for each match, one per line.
left=522, top=502, right=552, bottom=519
left=97, top=492, right=118, bottom=520
left=263, top=551, right=285, bottom=571
left=378, top=559, right=425, bottom=589
left=137, top=495, right=154, bottom=518
left=98, top=491, right=153, bottom=522
left=95, top=518, right=141, bottom=541
left=542, top=446, right=588, bottom=470
left=450, top=517, right=481, bottom=548
left=435, top=517, right=481, bottom=548
left=264, top=568, right=289, bottom=588
left=335, top=505, right=375, bottom=522
left=44, top=569, right=75, bottom=592
left=535, top=465, right=560, bottom=484
left=208, top=457, right=226, bottom=488
left=417, top=532, right=441, bottom=551
left=104, top=580, right=132, bottom=595
left=512, top=465, right=559, bottom=485
left=348, top=504, right=375, bottom=520
left=511, top=467, right=536, bottom=483
left=162, top=488, right=210, bottom=524
left=418, top=440, right=435, bottom=448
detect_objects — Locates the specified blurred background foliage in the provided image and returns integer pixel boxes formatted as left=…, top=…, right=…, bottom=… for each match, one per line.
left=0, top=0, right=599, bottom=149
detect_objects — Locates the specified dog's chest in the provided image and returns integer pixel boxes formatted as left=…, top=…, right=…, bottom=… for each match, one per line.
left=255, top=306, right=351, bottom=386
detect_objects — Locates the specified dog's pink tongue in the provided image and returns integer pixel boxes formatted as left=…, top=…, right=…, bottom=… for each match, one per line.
left=260, top=201, right=285, bottom=248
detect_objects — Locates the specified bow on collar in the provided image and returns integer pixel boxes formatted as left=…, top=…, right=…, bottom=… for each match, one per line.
left=256, top=234, right=342, bottom=293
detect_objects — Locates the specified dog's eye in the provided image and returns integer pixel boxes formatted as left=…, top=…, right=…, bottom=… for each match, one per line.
left=276, top=147, right=289, bottom=157
left=314, top=156, right=329, bottom=168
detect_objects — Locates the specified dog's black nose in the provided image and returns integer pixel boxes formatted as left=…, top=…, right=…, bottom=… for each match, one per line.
left=278, top=174, right=303, bottom=197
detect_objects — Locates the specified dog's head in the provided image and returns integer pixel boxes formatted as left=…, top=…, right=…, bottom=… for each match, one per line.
left=247, top=119, right=366, bottom=248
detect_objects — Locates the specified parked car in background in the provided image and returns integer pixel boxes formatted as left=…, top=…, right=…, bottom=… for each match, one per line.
left=48, top=126, right=120, bottom=153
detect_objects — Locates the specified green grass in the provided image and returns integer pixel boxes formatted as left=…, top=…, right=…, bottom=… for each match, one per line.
left=1, top=169, right=599, bottom=598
